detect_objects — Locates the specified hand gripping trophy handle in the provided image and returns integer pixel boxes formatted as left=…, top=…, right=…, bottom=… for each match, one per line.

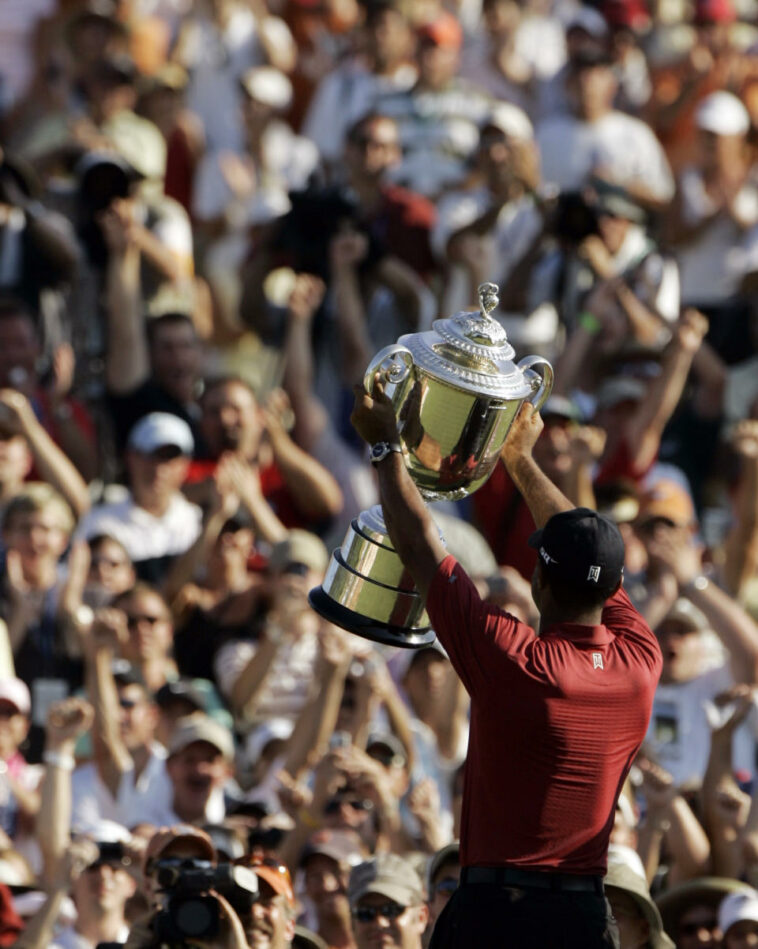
left=363, top=344, right=414, bottom=396
left=518, top=355, right=554, bottom=414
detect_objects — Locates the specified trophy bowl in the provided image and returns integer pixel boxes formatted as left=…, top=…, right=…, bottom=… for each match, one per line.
left=309, top=283, right=554, bottom=647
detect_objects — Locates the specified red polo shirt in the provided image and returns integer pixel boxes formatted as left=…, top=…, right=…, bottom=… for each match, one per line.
left=426, top=556, right=661, bottom=874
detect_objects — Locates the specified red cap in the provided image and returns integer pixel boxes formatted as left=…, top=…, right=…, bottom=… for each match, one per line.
left=417, top=11, right=463, bottom=49
left=238, top=858, right=295, bottom=907
left=694, top=0, right=735, bottom=23
left=144, top=825, right=216, bottom=872
left=601, top=0, right=651, bottom=29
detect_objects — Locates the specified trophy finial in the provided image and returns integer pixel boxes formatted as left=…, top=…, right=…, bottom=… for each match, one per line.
left=477, top=282, right=499, bottom=318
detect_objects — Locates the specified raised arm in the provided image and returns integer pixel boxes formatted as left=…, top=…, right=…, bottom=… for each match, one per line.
left=0, top=390, right=90, bottom=520
left=500, top=402, right=574, bottom=528
left=37, top=698, right=94, bottom=887
left=101, top=201, right=149, bottom=396
left=648, top=530, right=758, bottom=683
left=282, top=274, right=329, bottom=452
left=623, top=308, right=708, bottom=474
left=702, top=685, right=755, bottom=878
left=722, top=421, right=758, bottom=599
left=263, top=391, right=343, bottom=522
left=83, top=610, right=134, bottom=796
left=350, top=380, right=447, bottom=599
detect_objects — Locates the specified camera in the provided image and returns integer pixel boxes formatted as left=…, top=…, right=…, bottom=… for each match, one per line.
left=152, top=859, right=258, bottom=946
left=549, top=191, right=600, bottom=244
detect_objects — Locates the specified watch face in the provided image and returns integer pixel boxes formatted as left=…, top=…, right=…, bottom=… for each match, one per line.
left=371, top=443, right=387, bottom=460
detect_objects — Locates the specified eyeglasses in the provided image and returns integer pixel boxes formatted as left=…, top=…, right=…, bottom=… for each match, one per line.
left=126, top=614, right=165, bottom=629
left=678, top=919, right=718, bottom=936
left=324, top=797, right=374, bottom=815
left=353, top=902, right=407, bottom=923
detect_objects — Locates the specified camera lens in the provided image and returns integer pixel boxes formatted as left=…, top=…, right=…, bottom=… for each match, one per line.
left=174, top=897, right=216, bottom=938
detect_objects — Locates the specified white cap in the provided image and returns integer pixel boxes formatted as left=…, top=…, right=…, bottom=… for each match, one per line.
left=240, top=67, right=293, bottom=110
left=13, top=891, right=77, bottom=924
left=483, top=103, right=534, bottom=142
left=719, top=889, right=758, bottom=935
left=127, top=412, right=194, bottom=455
left=607, top=842, right=646, bottom=880
left=567, top=6, right=610, bottom=37
left=0, top=678, right=30, bottom=715
left=696, top=91, right=750, bottom=136
left=244, top=717, right=294, bottom=765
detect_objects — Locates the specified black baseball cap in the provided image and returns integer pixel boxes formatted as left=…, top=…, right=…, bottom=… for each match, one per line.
left=528, top=508, right=625, bottom=595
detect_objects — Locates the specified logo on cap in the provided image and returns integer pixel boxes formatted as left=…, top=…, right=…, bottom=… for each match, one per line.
left=539, top=547, right=556, bottom=565
left=593, top=653, right=604, bottom=670
left=587, top=565, right=601, bottom=583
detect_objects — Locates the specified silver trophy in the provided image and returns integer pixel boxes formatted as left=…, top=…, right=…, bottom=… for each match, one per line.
left=308, top=283, right=553, bottom=647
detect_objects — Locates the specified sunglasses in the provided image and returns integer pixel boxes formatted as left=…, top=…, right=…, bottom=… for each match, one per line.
left=126, top=614, right=165, bottom=629
left=324, top=797, right=374, bottom=815
left=353, top=902, right=406, bottom=923
left=147, top=446, right=184, bottom=461
left=434, top=877, right=459, bottom=896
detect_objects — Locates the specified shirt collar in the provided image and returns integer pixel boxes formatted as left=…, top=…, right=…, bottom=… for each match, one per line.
left=540, top=623, right=612, bottom=645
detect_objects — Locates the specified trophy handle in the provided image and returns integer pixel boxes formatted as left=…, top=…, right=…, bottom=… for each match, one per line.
left=363, top=345, right=414, bottom=394
left=518, top=355, right=554, bottom=413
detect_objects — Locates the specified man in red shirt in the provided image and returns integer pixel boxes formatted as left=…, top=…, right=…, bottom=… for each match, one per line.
left=350, top=386, right=662, bottom=949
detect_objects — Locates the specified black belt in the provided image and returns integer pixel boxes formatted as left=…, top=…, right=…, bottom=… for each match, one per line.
left=461, top=866, right=604, bottom=894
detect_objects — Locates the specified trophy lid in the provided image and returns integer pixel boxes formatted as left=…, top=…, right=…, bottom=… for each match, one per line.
left=399, top=283, right=535, bottom=398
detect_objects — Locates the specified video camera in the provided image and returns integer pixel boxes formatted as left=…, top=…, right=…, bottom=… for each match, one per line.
left=151, top=858, right=258, bottom=946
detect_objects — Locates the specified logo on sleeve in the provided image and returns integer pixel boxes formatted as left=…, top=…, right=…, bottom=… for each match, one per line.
left=592, top=652, right=604, bottom=670
left=587, top=565, right=601, bottom=583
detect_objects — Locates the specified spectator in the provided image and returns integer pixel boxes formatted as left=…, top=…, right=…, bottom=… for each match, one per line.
left=424, top=842, right=460, bottom=946
left=0, top=299, right=97, bottom=488
left=189, top=376, right=343, bottom=531
left=604, top=846, right=674, bottom=948
left=664, top=92, right=758, bottom=365
left=299, top=829, right=364, bottom=948
left=348, top=854, right=428, bottom=949
left=76, top=413, right=202, bottom=585
left=142, top=714, right=235, bottom=826
left=536, top=48, right=675, bottom=205
left=372, top=12, right=492, bottom=199
left=657, top=878, right=754, bottom=949
left=302, top=0, right=417, bottom=172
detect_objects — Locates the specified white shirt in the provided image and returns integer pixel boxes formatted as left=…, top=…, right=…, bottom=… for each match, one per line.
left=71, top=744, right=170, bottom=834
left=646, top=664, right=757, bottom=787
left=536, top=110, right=674, bottom=202
left=214, top=632, right=318, bottom=721
left=75, top=493, right=202, bottom=566
left=0, top=0, right=55, bottom=106
left=193, top=122, right=318, bottom=225
left=51, top=923, right=130, bottom=949
left=676, top=167, right=758, bottom=305
left=302, top=61, right=418, bottom=165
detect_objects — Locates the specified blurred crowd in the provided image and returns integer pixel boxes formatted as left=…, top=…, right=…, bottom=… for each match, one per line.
left=0, top=0, right=757, bottom=946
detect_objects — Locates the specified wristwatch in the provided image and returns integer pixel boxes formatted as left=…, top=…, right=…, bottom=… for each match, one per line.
left=369, top=441, right=403, bottom=465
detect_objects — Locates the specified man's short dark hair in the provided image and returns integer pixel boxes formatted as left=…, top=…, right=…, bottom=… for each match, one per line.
left=345, top=112, right=398, bottom=146
left=145, top=312, right=196, bottom=347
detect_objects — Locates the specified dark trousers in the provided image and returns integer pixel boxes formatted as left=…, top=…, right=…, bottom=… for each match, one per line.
left=428, top=881, right=620, bottom=949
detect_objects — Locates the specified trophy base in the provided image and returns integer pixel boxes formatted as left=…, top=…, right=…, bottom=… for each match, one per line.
left=308, top=586, right=436, bottom=649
